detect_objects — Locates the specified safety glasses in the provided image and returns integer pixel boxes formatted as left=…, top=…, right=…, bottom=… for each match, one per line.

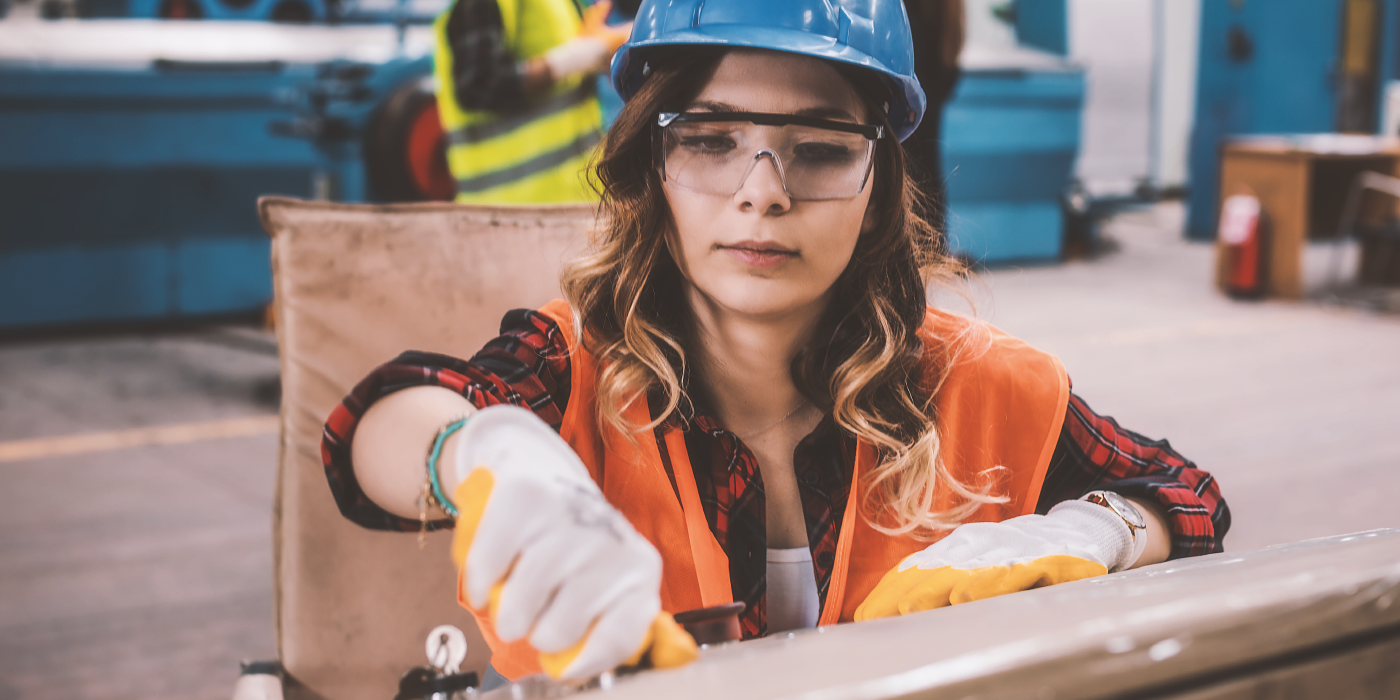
left=656, top=111, right=885, bottom=201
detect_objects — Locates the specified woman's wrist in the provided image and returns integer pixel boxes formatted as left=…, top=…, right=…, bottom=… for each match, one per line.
left=541, top=37, right=609, bottom=82
left=423, top=415, right=473, bottom=522
left=350, top=386, right=478, bottom=522
left=1125, top=496, right=1171, bottom=568
left=422, top=410, right=480, bottom=515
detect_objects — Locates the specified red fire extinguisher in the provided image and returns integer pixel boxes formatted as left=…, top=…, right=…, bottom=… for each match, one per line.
left=1219, top=194, right=1268, bottom=297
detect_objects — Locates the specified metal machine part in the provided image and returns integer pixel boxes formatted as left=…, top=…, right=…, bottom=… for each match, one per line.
left=0, top=22, right=434, bottom=329
left=672, top=602, right=746, bottom=647
left=394, top=625, right=480, bottom=700
left=231, top=660, right=286, bottom=700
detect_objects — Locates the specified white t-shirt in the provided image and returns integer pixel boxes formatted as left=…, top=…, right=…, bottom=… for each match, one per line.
left=766, top=546, right=820, bottom=633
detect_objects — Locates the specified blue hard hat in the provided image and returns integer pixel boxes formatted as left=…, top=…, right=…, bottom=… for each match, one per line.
left=610, top=0, right=927, bottom=141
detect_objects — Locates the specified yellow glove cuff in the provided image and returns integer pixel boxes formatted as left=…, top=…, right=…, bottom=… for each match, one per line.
left=855, top=555, right=1109, bottom=621
left=538, top=612, right=698, bottom=679
left=449, top=468, right=495, bottom=572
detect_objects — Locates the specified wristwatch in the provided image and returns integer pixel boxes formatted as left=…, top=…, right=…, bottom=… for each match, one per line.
left=1080, top=490, right=1148, bottom=571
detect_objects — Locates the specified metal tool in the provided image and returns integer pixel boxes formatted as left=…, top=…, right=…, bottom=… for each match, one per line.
left=394, top=625, right=479, bottom=700
left=426, top=624, right=469, bottom=677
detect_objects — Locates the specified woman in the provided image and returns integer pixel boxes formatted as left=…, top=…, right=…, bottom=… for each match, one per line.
left=323, top=0, right=1229, bottom=686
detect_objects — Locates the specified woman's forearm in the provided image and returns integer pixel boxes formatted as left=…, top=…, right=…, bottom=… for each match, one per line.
left=1126, top=497, right=1171, bottom=568
left=350, top=386, right=478, bottom=521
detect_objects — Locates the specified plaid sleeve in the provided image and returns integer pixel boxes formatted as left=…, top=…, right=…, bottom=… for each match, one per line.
left=320, top=308, right=572, bottom=531
left=445, top=0, right=528, bottom=112
left=1035, top=392, right=1230, bottom=559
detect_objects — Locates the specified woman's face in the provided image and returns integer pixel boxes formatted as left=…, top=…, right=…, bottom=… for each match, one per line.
left=661, top=50, right=877, bottom=322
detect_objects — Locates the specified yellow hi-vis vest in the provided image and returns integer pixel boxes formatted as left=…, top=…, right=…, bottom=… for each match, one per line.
left=433, top=0, right=603, bottom=203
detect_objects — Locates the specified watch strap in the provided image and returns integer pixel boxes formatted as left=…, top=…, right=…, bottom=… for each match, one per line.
left=1081, top=491, right=1148, bottom=571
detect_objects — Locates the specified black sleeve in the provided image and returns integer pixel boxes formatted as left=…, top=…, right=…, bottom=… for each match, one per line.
left=445, top=0, right=530, bottom=113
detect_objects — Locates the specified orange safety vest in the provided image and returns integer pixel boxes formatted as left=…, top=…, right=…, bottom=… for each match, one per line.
left=464, top=299, right=1069, bottom=680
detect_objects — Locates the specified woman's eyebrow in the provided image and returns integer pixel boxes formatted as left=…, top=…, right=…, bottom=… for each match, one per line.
left=688, top=100, right=739, bottom=113
left=794, top=106, right=859, bottom=122
left=687, top=101, right=858, bottom=122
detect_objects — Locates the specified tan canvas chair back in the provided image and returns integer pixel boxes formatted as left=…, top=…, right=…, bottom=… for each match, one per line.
left=259, top=197, right=597, bottom=700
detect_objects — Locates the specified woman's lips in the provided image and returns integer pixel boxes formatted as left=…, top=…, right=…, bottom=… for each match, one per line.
left=718, top=241, right=797, bottom=268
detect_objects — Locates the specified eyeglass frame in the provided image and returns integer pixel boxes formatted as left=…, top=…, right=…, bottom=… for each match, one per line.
left=654, top=111, right=887, bottom=201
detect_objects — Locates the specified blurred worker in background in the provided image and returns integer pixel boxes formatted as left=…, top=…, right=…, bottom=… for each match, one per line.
left=903, top=0, right=964, bottom=238
left=433, top=0, right=633, bottom=203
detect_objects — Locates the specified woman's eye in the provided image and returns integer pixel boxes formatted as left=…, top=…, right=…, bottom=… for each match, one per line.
left=678, top=135, right=737, bottom=154
left=792, top=142, right=855, bottom=164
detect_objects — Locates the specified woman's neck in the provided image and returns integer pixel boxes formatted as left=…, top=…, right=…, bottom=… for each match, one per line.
left=687, top=289, right=826, bottom=431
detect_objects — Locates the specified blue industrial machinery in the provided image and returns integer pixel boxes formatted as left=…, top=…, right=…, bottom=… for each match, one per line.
left=942, top=46, right=1085, bottom=263
left=124, top=0, right=330, bottom=22
left=0, top=5, right=1078, bottom=329
left=1002, top=0, right=1069, bottom=56
left=0, top=22, right=437, bottom=329
left=77, top=0, right=448, bottom=23
left=917, top=0, right=1084, bottom=264
left=1187, top=0, right=1400, bottom=240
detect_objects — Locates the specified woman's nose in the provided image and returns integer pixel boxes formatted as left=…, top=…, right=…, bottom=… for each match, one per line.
left=735, top=152, right=792, bottom=215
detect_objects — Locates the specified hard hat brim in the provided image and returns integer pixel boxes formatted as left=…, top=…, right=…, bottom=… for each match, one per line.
left=611, top=25, right=926, bottom=141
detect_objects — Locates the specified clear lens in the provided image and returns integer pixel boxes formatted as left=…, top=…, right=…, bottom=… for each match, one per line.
left=661, top=120, right=876, bottom=200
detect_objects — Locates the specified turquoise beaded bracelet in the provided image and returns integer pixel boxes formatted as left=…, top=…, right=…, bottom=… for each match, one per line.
left=425, top=416, right=471, bottom=519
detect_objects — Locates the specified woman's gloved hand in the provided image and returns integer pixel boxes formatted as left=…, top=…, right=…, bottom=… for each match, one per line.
left=542, top=1, right=633, bottom=80
left=854, top=500, right=1135, bottom=621
left=448, top=405, right=696, bottom=680
left=578, top=0, right=632, bottom=56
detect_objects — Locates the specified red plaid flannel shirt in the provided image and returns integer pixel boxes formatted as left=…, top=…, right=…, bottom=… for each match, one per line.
left=322, top=309, right=1230, bottom=638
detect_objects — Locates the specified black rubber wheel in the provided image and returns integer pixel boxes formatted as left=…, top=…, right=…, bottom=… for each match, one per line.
left=156, top=0, right=205, bottom=18
left=40, top=0, right=68, bottom=18
left=365, top=81, right=456, bottom=202
left=269, top=0, right=311, bottom=21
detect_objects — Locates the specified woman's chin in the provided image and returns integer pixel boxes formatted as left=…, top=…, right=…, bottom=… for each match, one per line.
left=699, top=284, right=829, bottom=321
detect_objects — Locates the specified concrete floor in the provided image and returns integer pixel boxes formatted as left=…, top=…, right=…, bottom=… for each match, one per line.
left=1, top=202, right=1398, bottom=700
left=0, top=331, right=281, bottom=700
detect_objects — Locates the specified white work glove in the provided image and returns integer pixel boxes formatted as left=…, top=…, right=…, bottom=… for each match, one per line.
left=448, top=405, right=693, bottom=680
left=855, top=500, right=1134, bottom=620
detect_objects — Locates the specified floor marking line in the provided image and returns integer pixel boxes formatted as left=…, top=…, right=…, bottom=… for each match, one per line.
left=0, top=415, right=279, bottom=463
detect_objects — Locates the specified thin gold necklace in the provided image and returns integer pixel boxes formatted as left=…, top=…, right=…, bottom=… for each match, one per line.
left=734, top=399, right=809, bottom=440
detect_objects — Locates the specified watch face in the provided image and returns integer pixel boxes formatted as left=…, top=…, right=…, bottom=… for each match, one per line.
left=1100, top=491, right=1147, bottom=529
